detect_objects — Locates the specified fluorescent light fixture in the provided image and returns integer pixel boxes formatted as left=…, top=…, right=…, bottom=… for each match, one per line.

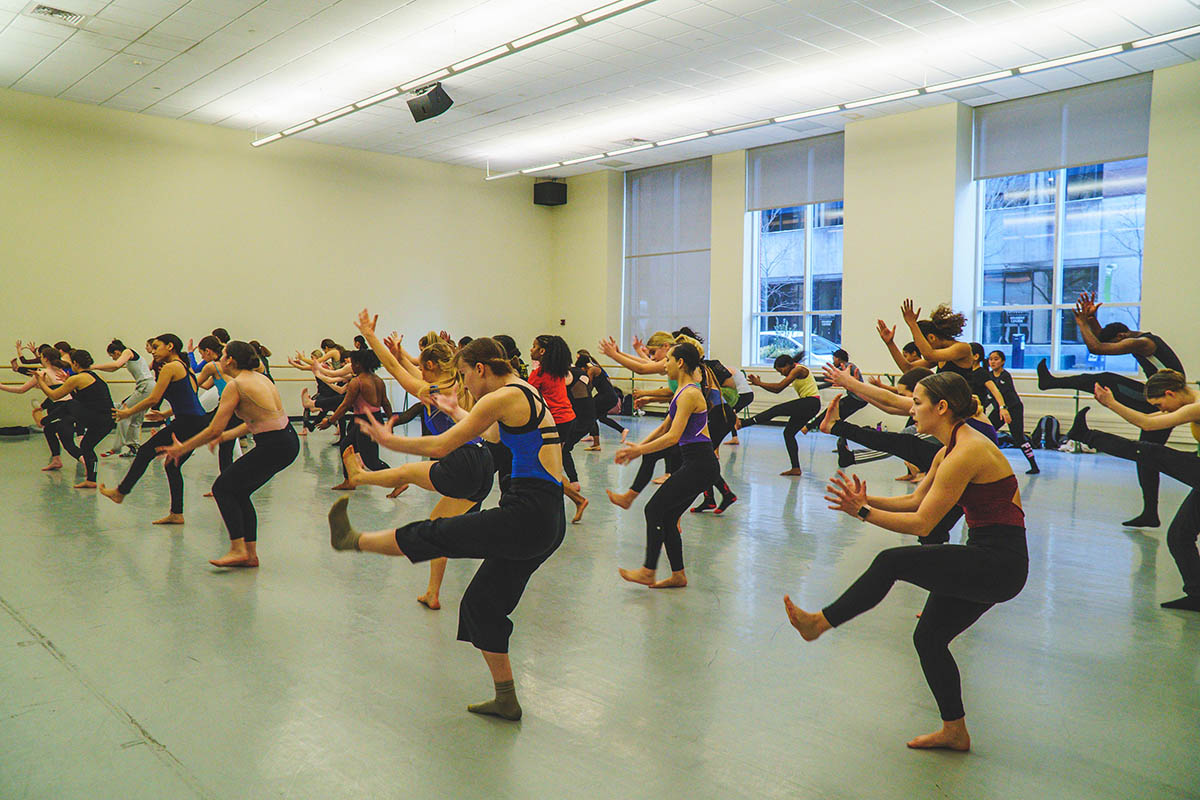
left=1131, top=24, right=1200, bottom=48
left=512, top=20, right=579, bottom=49
left=520, top=162, right=561, bottom=173
left=606, top=143, right=654, bottom=156
left=844, top=89, right=920, bottom=109
left=926, top=70, right=1014, bottom=93
left=581, top=0, right=654, bottom=23
left=562, top=153, right=606, bottom=165
left=485, top=170, right=522, bottom=181
left=316, top=105, right=355, bottom=123
left=1018, top=45, right=1124, bottom=73
left=452, top=46, right=511, bottom=72
left=355, top=88, right=400, bottom=108
left=282, top=120, right=316, bottom=135
left=255, top=0, right=661, bottom=149
left=656, top=132, right=709, bottom=146
left=711, top=120, right=771, bottom=135
left=773, top=105, right=840, bottom=123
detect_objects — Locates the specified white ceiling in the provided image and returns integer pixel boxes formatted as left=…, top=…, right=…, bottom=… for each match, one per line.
left=2, top=0, right=1199, bottom=175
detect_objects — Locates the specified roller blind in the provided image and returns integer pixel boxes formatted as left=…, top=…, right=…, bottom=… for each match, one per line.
left=974, top=73, right=1152, bottom=180
left=746, top=133, right=844, bottom=212
left=624, top=158, right=711, bottom=342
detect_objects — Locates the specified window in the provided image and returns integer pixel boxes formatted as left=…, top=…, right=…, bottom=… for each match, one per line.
left=623, top=158, right=712, bottom=343
left=750, top=200, right=843, bottom=365
left=976, top=158, right=1146, bottom=372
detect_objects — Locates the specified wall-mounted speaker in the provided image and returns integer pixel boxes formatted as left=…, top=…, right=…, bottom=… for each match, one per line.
left=534, top=181, right=567, bottom=206
left=407, top=83, right=453, bottom=122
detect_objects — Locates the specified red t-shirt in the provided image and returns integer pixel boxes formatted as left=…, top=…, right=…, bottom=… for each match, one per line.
left=528, top=366, right=575, bottom=425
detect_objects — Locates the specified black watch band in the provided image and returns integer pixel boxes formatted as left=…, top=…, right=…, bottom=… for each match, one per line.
left=857, top=505, right=871, bottom=520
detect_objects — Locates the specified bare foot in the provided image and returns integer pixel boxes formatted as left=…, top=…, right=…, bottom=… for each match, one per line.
left=584, top=445, right=601, bottom=452
left=341, top=446, right=367, bottom=487
left=779, top=468, right=804, bottom=477
left=203, top=491, right=214, bottom=498
left=387, top=485, right=408, bottom=498
left=41, top=457, right=63, bottom=472
left=620, top=429, right=629, bottom=444
left=652, top=474, right=670, bottom=485
left=619, top=566, right=656, bottom=586
left=895, top=474, right=915, bottom=482
left=417, top=593, right=441, bottom=610
left=783, top=595, right=831, bottom=641
left=300, top=388, right=315, bottom=410
left=98, top=484, right=125, bottom=504
left=650, top=570, right=687, bottom=589
left=572, top=496, right=589, bottom=524
left=606, top=489, right=636, bottom=509
left=906, top=721, right=971, bottom=752
left=728, top=436, right=739, bottom=445
left=297, top=427, right=308, bottom=437
left=819, top=394, right=842, bottom=434
left=153, top=513, right=185, bottom=525
left=209, top=552, right=259, bottom=568
left=73, top=480, right=97, bottom=489
left=330, top=482, right=356, bottom=491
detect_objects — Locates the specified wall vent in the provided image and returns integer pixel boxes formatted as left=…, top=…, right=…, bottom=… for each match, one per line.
left=28, top=4, right=85, bottom=26
left=598, top=160, right=633, bottom=168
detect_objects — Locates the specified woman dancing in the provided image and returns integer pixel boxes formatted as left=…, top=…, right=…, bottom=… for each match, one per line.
left=158, top=342, right=299, bottom=568
left=92, top=340, right=155, bottom=458
left=739, top=352, right=820, bottom=477
left=1066, top=370, right=1200, bottom=611
left=35, top=350, right=114, bottom=489
left=316, top=349, right=391, bottom=490
left=577, top=351, right=627, bottom=450
left=528, top=335, right=588, bottom=521
left=785, top=372, right=1028, bottom=751
left=615, top=342, right=718, bottom=589
left=1, top=345, right=72, bottom=472
left=983, top=349, right=1038, bottom=474
left=340, top=310, right=495, bottom=610
left=328, top=337, right=566, bottom=721
left=100, top=334, right=208, bottom=524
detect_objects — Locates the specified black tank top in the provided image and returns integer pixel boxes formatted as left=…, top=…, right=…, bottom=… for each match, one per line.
left=591, top=367, right=615, bottom=398
left=1133, top=332, right=1183, bottom=377
left=568, top=366, right=593, bottom=402
left=71, top=371, right=114, bottom=421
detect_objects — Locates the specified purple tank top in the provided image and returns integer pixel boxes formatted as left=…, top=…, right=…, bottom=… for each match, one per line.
left=966, top=417, right=999, bottom=445
left=669, top=384, right=709, bottom=445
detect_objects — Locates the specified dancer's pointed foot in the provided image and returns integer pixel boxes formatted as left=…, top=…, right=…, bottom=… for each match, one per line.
left=619, top=566, right=656, bottom=586
left=1122, top=513, right=1160, bottom=528
left=620, top=428, right=629, bottom=444
left=571, top=496, right=588, bottom=524
left=819, top=394, right=842, bottom=434
left=906, top=720, right=971, bottom=752
left=41, top=456, right=63, bottom=472
left=328, top=496, right=361, bottom=551
left=1161, top=595, right=1200, bottom=611
left=714, top=493, right=738, bottom=514
left=341, top=446, right=367, bottom=486
left=783, top=595, right=831, bottom=641
left=98, top=484, right=125, bottom=504
left=779, top=468, right=804, bottom=477
left=387, top=485, right=408, bottom=498
left=606, top=489, right=636, bottom=509
left=73, top=480, right=97, bottom=489
left=300, top=388, right=316, bottom=411
left=1036, top=359, right=1055, bottom=391
left=417, top=592, right=441, bottom=610
left=650, top=570, right=687, bottom=589
left=153, top=513, right=185, bottom=525
left=1067, top=407, right=1091, bottom=444
left=652, top=474, right=670, bottom=485
left=837, top=437, right=855, bottom=469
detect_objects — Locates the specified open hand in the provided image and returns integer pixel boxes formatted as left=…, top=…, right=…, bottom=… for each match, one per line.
left=824, top=470, right=868, bottom=517
left=876, top=319, right=895, bottom=344
left=157, top=434, right=187, bottom=466
left=355, top=309, right=378, bottom=336
left=614, top=444, right=640, bottom=465
left=1093, top=383, right=1115, bottom=407
left=901, top=299, right=921, bottom=327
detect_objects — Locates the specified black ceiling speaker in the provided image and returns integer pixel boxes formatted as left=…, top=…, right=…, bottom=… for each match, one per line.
left=534, top=181, right=567, bottom=206
left=407, top=82, right=453, bottom=122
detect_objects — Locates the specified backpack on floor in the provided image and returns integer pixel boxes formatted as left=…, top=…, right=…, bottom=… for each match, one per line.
left=0, top=426, right=30, bottom=437
left=1030, top=415, right=1063, bottom=450
left=619, top=392, right=634, bottom=416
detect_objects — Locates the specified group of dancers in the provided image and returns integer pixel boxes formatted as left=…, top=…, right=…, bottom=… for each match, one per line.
left=4, top=289, right=1197, bottom=748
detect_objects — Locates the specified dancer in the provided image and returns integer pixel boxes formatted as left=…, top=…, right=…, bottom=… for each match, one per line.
left=615, top=342, right=718, bottom=588
left=92, top=340, right=155, bottom=458
left=343, top=309, right=496, bottom=609
left=328, top=337, right=566, bottom=721
left=528, top=335, right=588, bottom=520
left=35, top=350, right=114, bottom=489
left=158, top=341, right=299, bottom=568
left=1067, top=370, right=1200, bottom=611
left=740, top=352, right=820, bottom=477
left=577, top=351, right=627, bottom=449
left=1038, top=292, right=1183, bottom=527
left=100, top=334, right=208, bottom=524
left=315, top=350, right=392, bottom=490
left=192, top=335, right=242, bottom=477
left=785, top=372, right=1028, bottom=751
left=726, top=368, right=754, bottom=445
left=985, top=350, right=1038, bottom=474
left=1, top=345, right=72, bottom=471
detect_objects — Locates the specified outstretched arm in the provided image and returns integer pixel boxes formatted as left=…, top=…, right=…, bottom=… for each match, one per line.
left=750, top=364, right=806, bottom=393
left=598, top=337, right=666, bottom=375
left=354, top=309, right=428, bottom=398
left=1095, top=385, right=1200, bottom=431
left=824, top=364, right=913, bottom=416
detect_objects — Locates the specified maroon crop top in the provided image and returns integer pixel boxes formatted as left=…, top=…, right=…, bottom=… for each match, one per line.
left=947, top=422, right=1025, bottom=528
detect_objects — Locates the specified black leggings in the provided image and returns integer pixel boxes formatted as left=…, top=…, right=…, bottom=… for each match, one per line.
left=41, top=399, right=73, bottom=457
left=52, top=416, right=114, bottom=482
left=339, top=414, right=388, bottom=478
left=212, top=427, right=299, bottom=543
left=732, top=392, right=754, bottom=414
left=590, top=392, right=625, bottom=437
left=117, top=414, right=209, bottom=513
left=1082, top=429, right=1200, bottom=596
left=803, top=394, right=868, bottom=430
left=823, top=526, right=1028, bottom=720
left=643, top=443, right=719, bottom=571
left=831, top=421, right=959, bottom=545
left=743, top=397, right=821, bottom=469
left=631, top=445, right=682, bottom=492
left=304, top=390, right=340, bottom=431
left=558, top=421, right=580, bottom=483
left=217, top=414, right=243, bottom=472
left=394, top=478, right=565, bottom=653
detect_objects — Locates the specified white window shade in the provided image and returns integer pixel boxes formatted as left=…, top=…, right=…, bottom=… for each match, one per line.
left=746, top=133, right=845, bottom=212
left=624, top=158, right=712, bottom=342
left=974, top=73, right=1152, bottom=180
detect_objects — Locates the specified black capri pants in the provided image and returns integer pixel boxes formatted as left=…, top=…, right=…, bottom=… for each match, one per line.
left=394, top=478, right=566, bottom=654
left=643, top=442, right=719, bottom=571
left=429, top=442, right=495, bottom=509
left=212, top=427, right=299, bottom=542
left=744, top=397, right=821, bottom=469
left=117, top=413, right=209, bottom=514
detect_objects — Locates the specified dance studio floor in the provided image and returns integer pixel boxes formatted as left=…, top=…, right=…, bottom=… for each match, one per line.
left=1, top=417, right=1197, bottom=800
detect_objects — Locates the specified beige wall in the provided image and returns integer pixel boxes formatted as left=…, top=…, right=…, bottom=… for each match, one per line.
left=0, top=88, right=554, bottom=423
left=709, top=150, right=750, bottom=367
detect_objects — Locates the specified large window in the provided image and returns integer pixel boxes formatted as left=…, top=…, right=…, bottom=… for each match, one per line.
left=750, top=200, right=843, bottom=365
left=977, top=158, right=1146, bottom=372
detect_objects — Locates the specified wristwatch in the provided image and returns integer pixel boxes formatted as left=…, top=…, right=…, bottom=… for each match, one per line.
left=857, top=505, right=872, bottom=521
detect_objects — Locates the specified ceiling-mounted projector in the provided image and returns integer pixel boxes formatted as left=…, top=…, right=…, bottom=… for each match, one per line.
left=407, top=82, right=453, bottom=122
